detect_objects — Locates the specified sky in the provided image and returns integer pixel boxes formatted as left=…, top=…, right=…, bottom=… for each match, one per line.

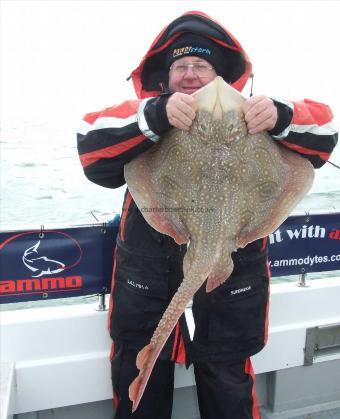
left=1, top=0, right=340, bottom=128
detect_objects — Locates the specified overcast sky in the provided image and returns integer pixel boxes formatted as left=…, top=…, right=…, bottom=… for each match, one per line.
left=1, top=0, right=340, bottom=127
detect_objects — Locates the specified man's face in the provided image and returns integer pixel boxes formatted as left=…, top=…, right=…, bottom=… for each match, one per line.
left=168, top=56, right=217, bottom=95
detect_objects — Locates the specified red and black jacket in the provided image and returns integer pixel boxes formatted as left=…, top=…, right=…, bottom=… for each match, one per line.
left=77, top=11, right=338, bottom=361
left=77, top=11, right=337, bottom=189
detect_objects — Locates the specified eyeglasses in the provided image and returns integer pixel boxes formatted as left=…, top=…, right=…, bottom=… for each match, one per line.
left=169, top=62, right=214, bottom=77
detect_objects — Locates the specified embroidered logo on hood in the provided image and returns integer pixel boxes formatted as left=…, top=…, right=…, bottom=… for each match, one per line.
left=173, top=46, right=212, bottom=59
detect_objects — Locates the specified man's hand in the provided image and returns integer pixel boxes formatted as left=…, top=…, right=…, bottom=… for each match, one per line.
left=166, top=93, right=197, bottom=131
left=242, top=95, right=278, bottom=134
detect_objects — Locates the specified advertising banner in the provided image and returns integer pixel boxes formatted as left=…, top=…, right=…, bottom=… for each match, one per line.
left=0, top=217, right=119, bottom=304
left=1, top=213, right=339, bottom=304
left=268, top=213, right=340, bottom=276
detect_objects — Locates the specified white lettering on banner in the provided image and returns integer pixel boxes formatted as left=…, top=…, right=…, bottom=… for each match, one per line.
left=268, top=253, right=340, bottom=268
left=286, top=225, right=326, bottom=240
left=269, top=224, right=326, bottom=244
left=270, top=229, right=284, bottom=243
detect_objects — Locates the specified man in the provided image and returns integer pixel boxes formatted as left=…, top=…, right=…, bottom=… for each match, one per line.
left=77, top=11, right=337, bottom=419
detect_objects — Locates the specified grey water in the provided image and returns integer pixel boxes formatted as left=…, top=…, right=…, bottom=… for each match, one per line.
left=1, top=120, right=340, bottom=311
left=2, top=120, right=340, bottom=229
left=1, top=121, right=126, bottom=230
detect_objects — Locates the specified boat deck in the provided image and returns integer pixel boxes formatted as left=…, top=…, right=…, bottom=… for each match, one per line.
left=2, top=277, right=340, bottom=419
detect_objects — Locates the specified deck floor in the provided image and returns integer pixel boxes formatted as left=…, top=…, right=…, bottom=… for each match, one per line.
left=260, top=406, right=340, bottom=419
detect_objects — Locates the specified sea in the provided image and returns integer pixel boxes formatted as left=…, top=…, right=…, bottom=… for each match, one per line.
left=1, top=119, right=340, bottom=311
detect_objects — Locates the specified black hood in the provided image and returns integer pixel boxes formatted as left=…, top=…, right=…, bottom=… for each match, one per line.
left=130, top=11, right=252, bottom=98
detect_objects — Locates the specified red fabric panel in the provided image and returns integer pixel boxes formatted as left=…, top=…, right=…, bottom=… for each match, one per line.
left=108, top=245, right=118, bottom=334
left=83, top=111, right=101, bottom=125
left=110, top=339, right=120, bottom=417
left=280, top=140, right=330, bottom=160
left=260, top=236, right=268, bottom=252
left=170, top=323, right=187, bottom=365
left=175, top=328, right=186, bottom=365
left=99, top=101, right=140, bottom=118
left=244, top=358, right=260, bottom=419
left=119, top=192, right=132, bottom=242
left=292, top=100, right=333, bottom=126
left=171, top=323, right=180, bottom=362
left=84, top=100, right=140, bottom=123
left=108, top=249, right=120, bottom=415
left=80, top=135, right=145, bottom=168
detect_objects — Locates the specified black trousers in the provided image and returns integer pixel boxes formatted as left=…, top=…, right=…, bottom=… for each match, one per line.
left=111, top=347, right=259, bottom=419
left=109, top=240, right=267, bottom=418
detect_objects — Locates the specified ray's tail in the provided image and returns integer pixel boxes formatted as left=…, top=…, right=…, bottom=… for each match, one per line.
left=128, top=274, right=205, bottom=412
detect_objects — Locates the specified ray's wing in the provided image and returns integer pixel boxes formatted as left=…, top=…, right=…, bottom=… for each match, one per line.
left=235, top=134, right=315, bottom=247
left=124, top=136, right=190, bottom=245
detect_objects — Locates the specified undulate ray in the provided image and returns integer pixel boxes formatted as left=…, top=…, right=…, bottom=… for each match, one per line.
left=124, top=76, right=314, bottom=412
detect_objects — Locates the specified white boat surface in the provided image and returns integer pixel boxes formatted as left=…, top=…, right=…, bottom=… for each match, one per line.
left=2, top=274, right=340, bottom=419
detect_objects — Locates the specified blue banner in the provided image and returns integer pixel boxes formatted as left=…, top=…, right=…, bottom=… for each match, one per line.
left=268, top=212, right=340, bottom=276
left=1, top=213, right=339, bottom=304
left=0, top=216, right=120, bottom=304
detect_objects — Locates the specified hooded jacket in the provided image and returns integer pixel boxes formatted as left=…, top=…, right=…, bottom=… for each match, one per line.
left=77, top=11, right=337, bottom=188
left=77, top=11, right=338, bottom=361
left=129, top=11, right=252, bottom=97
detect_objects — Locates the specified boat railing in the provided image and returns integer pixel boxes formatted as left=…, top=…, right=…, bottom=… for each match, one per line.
left=1, top=212, right=339, bottom=306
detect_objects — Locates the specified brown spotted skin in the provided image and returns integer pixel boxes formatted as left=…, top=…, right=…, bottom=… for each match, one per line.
left=124, top=77, right=314, bottom=412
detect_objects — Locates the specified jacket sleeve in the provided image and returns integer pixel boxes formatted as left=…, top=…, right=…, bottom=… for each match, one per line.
left=77, top=96, right=171, bottom=188
left=269, top=98, right=338, bottom=168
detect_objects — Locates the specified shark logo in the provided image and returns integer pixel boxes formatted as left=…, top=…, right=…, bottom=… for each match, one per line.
left=0, top=229, right=86, bottom=301
left=22, top=241, right=66, bottom=277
